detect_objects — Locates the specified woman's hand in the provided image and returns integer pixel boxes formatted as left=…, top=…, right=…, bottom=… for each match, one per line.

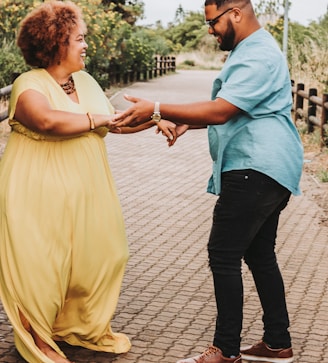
left=175, top=124, right=189, bottom=138
left=155, top=120, right=177, bottom=146
left=106, top=115, right=122, bottom=134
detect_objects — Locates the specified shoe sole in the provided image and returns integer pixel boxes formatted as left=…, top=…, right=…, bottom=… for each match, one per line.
left=241, top=353, right=294, bottom=363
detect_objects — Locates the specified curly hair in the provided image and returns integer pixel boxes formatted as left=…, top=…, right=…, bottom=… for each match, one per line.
left=17, top=0, right=87, bottom=68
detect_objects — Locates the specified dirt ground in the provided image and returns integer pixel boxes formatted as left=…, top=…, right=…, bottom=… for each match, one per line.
left=301, top=141, right=328, bottom=227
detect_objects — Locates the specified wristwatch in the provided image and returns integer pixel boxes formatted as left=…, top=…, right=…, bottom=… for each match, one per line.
left=151, top=101, right=161, bottom=122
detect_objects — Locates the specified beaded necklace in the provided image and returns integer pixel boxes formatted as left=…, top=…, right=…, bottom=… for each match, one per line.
left=59, top=76, right=76, bottom=94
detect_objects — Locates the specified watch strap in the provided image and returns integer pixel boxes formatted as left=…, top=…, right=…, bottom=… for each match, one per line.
left=154, top=101, right=160, bottom=113
left=151, top=101, right=161, bottom=122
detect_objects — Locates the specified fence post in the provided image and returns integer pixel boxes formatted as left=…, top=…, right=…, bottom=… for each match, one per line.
left=163, top=56, right=167, bottom=75
left=295, top=83, right=304, bottom=123
left=142, top=66, right=148, bottom=81
left=321, top=93, right=328, bottom=147
left=172, top=56, right=176, bottom=72
left=123, top=70, right=129, bottom=85
left=159, top=56, right=163, bottom=76
left=308, top=88, right=317, bottom=133
left=130, top=64, right=136, bottom=83
left=291, top=80, right=295, bottom=112
left=153, top=56, right=158, bottom=78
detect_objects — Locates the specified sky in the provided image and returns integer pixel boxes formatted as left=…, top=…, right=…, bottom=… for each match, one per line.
left=137, top=0, right=328, bottom=27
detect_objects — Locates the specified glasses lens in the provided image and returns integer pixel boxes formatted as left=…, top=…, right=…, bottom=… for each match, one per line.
left=206, top=8, right=232, bottom=29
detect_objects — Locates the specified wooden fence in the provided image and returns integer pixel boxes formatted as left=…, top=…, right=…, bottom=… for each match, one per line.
left=292, top=81, right=328, bottom=148
left=0, top=85, right=12, bottom=122
left=107, top=55, right=176, bottom=85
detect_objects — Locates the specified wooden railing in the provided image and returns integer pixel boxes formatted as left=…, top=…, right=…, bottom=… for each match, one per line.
left=107, top=55, right=176, bottom=86
left=0, top=85, right=12, bottom=122
left=292, top=81, right=328, bottom=147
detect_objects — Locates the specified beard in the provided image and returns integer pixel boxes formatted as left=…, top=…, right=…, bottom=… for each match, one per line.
left=216, top=19, right=236, bottom=51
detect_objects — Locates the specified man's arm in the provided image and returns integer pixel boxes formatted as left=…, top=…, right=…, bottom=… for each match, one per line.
left=114, top=94, right=241, bottom=128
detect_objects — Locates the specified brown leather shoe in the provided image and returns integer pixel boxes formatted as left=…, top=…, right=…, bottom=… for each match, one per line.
left=241, top=340, right=293, bottom=363
left=176, top=345, right=242, bottom=363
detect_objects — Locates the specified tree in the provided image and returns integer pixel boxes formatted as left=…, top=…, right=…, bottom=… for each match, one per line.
left=0, top=0, right=35, bottom=42
left=165, top=12, right=206, bottom=50
left=101, top=0, right=144, bottom=25
left=175, top=4, right=185, bottom=24
left=254, top=0, right=291, bottom=25
left=254, top=0, right=291, bottom=16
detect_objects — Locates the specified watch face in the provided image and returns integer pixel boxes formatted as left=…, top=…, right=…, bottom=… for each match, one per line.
left=152, top=112, right=161, bottom=122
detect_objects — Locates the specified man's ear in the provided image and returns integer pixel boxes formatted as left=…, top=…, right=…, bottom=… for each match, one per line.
left=231, top=7, right=243, bottom=23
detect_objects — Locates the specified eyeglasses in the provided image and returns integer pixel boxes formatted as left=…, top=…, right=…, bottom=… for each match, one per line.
left=205, top=8, right=233, bottom=29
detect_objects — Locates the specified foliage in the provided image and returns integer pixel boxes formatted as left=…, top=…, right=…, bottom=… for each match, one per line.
left=79, top=1, right=162, bottom=87
left=135, top=28, right=173, bottom=56
left=164, top=12, right=208, bottom=51
left=118, top=29, right=156, bottom=69
left=0, top=0, right=153, bottom=89
left=76, top=0, right=131, bottom=87
left=255, top=1, right=328, bottom=93
left=288, top=13, right=328, bottom=92
left=254, top=0, right=291, bottom=17
left=0, top=39, right=30, bottom=87
left=174, top=4, right=186, bottom=24
left=0, top=0, right=41, bottom=43
left=318, top=168, right=328, bottom=183
left=101, top=0, right=144, bottom=25
left=289, top=43, right=326, bottom=91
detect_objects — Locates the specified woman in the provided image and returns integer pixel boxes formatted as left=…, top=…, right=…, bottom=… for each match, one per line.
left=0, top=1, right=175, bottom=362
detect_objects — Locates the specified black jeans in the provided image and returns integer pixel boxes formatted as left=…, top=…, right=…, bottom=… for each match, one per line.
left=208, top=169, right=292, bottom=357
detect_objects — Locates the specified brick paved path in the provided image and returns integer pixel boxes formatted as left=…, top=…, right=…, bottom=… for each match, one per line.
left=0, top=71, right=327, bottom=362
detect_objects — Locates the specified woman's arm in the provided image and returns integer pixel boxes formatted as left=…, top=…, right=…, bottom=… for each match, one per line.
left=14, top=89, right=115, bottom=136
left=117, top=120, right=157, bottom=134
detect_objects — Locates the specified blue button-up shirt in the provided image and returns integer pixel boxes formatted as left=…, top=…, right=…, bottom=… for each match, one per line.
left=207, top=28, right=303, bottom=196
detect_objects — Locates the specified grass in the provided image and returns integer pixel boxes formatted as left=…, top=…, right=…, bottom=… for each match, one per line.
left=318, top=169, right=328, bottom=182
left=175, top=50, right=226, bottom=70
left=289, top=34, right=328, bottom=95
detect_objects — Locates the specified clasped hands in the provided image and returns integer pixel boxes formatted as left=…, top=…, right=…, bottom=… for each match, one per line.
left=108, top=94, right=188, bottom=147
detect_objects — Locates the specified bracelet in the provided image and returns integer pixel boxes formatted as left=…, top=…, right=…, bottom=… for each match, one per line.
left=86, top=112, right=95, bottom=130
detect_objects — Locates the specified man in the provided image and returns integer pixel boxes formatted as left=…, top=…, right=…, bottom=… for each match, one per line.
left=114, top=0, right=303, bottom=362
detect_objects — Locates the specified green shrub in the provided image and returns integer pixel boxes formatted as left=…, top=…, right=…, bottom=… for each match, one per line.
left=0, top=39, right=30, bottom=88
left=317, top=169, right=328, bottom=183
left=182, top=60, right=195, bottom=67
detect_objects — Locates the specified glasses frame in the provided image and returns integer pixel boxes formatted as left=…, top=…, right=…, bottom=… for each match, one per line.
left=205, top=8, right=233, bottom=30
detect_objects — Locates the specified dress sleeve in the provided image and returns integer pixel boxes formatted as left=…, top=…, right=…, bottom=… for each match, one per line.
left=9, top=71, right=47, bottom=120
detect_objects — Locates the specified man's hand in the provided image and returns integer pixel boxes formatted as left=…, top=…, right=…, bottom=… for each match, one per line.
left=114, top=94, right=154, bottom=127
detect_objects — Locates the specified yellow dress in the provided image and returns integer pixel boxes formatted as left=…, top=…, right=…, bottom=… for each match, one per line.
left=0, top=69, right=131, bottom=362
